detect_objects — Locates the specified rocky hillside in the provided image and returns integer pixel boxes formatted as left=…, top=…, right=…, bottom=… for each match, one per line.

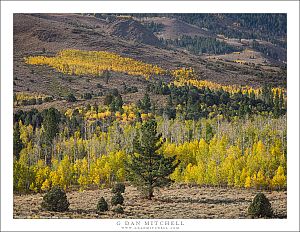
left=13, top=13, right=287, bottom=111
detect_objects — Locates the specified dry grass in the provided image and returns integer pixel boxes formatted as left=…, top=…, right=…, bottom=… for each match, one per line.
left=13, top=185, right=286, bottom=219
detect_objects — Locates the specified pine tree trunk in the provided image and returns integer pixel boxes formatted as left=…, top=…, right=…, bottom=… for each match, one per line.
left=148, top=185, right=154, bottom=200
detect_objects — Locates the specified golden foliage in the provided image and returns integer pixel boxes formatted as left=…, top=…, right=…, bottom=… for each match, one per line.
left=25, top=49, right=166, bottom=80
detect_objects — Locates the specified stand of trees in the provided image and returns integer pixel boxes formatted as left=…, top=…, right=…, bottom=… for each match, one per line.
left=13, top=96, right=287, bottom=193
left=147, top=82, right=286, bottom=120
left=162, top=36, right=241, bottom=55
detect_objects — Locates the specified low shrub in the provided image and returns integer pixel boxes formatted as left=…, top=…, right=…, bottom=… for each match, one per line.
left=96, top=197, right=108, bottom=213
left=111, top=192, right=124, bottom=206
left=66, top=93, right=77, bottom=102
left=41, top=187, right=69, bottom=212
left=82, top=92, right=92, bottom=100
left=112, top=205, right=124, bottom=214
left=248, top=193, right=273, bottom=218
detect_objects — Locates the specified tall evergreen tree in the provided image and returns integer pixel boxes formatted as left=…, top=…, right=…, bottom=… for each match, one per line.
left=273, top=89, right=280, bottom=118
left=125, top=119, right=178, bottom=199
left=43, top=108, right=60, bottom=145
left=43, top=108, right=60, bottom=164
left=13, top=122, right=23, bottom=160
left=141, top=93, right=151, bottom=113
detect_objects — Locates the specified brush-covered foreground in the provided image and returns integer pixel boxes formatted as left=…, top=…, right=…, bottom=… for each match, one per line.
left=13, top=185, right=286, bottom=219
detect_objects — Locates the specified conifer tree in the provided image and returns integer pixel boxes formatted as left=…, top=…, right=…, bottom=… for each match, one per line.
left=125, top=119, right=178, bottom=199
left=13, top=122, right=23, bottom=160
left=43, top=108, right=60, bottom=145
left=43, top=108, right=60, bottom=165
left=141, top=93, right=151, bottom=113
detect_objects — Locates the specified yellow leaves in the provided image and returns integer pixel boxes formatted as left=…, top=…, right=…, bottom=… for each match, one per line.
left=104, top=111, right=111, bottom=118
left=13, top=112, right=286, bottom=192
left=244, top=175, right=251, bottom=188
left=115, top=111, right=121, bottom=119
left=97, top=112, right=106, bottom=120
left=140, top=113, right=148, bottom=121
left=14, top=92, right=51, bottom=106
left=183, top=163, right=197, bottom=184
left=255, top=140, right=265, bottom=156
left=25, top=49, right=166, bottom=80
left=41, top=179, right=51, bottom=192
left=19, top=122, right=33, bottom=145
left=50, top=170, right=60, bottom=187
left=128, top=112, right=136, bottom=121
left=117, top=168, right=125, bottom=181
left=234, top=59, right=246, bottom=64
left=47, top=156, right=75, bottom=191
left=170, top=166, right=183, bottom=182
left=271, top=166, right=286, bottom=190
left=253, top=170, right=266, bottom=189
left=25, top=49, right=286, bottom=109
left=173, top=78, right=285, bottom=99
left=33, top=161, right=51, bottom=192
left=171, top=67, right=196, bottom=80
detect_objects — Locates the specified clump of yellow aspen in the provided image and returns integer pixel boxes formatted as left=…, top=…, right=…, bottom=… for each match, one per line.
left=25, top=49, right=285, bottom=97
left=25, top=49, right=166, bottom=80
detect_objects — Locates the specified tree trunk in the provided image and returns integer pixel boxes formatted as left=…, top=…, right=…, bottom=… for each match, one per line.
left=148, top=185, right=154, bottom=200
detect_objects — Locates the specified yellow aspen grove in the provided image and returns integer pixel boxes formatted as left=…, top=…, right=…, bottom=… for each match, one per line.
left=25, top=49, right=166, bottom=80
left=183, top=163, right=197, bottom=184
left=239, top=168, right=248, bottom=188
left=14, top=92, right=53, bottom=106
left=23, top=49, right=285, bottom=99
left=13, top=105, right=286, bottom=192
left=195, top=163, right=206, bottom=185
left=31, top=160, right=51, bottom=192
left=170, top=166, right=183, bottom=182
left=255, top=170, right=266, bottom=189
left=74, top=158, right=90, bottom=191
left=244, top=175, right=251, bottom=188
left=271, top=166, right=286, bottom=190
left=41, top=179, right=51, bottom=192
left=173, top=78, right=285, bottom=98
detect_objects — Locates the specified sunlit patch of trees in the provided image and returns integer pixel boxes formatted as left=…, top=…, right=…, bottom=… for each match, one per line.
left=174, top=78, right=286, bottom=98
left=166, top=137, right=286, bottom=189
left=25, top=49, right=166, bottom=80
left=24, top=49, right=285, bottom=101
left=19, top=49, right=287, bottom=194
left=14, top=92, right=53, bottom=106
left=13, top=102, right=286, bottom=193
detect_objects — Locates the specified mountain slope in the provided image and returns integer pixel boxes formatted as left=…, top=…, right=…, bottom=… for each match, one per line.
left=13, top=13, right=286, bottom=111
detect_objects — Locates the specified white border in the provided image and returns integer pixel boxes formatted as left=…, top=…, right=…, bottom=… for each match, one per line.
left=1, top=1, right=299, bottom=231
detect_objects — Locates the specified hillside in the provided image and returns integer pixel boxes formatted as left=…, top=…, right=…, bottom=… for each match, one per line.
left=14, top=13, right=286, bottom=112
left=139, top=17, right=214, bottom=40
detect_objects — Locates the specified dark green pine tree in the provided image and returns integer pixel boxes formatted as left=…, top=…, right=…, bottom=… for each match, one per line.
left=165, top=95, right=176, bottom=119
left=43, top=108, right=60, bottom=164
left=273, top=89, right=280, bottom=118
left=141, top=93, right=151, bottom=113
left=125, top=119, right=178, bottom=200
left=13, top=122, right=23, bottom=160
left=114, top=94, right=124, bottom=113
left=43, top=108, right=60, bottom=145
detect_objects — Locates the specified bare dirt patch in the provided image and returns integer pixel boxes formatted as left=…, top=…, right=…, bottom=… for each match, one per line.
left=13, top=185, right=286, bottom=219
